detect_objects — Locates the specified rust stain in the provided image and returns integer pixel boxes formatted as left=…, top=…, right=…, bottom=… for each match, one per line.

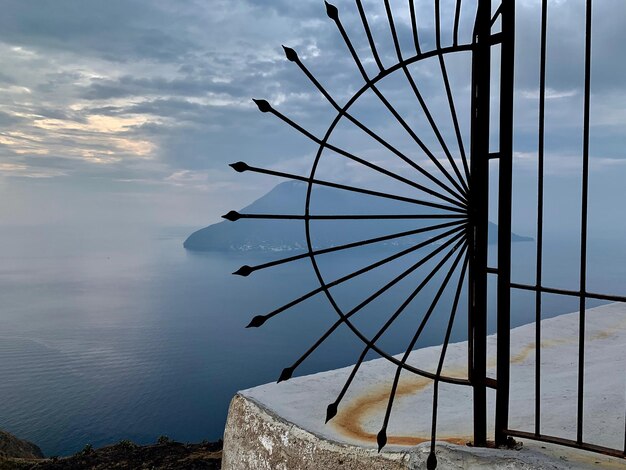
left=508, top=338, right=568, bottom=365
left=563, top=449, right=626, bottom=469
left=331, top=316, right=624, bottom=446
left=331, top=369, right=468, bottom=446
left=591, top=330, right=613, bottom=340
left=589, top=315, right=626, bottom=341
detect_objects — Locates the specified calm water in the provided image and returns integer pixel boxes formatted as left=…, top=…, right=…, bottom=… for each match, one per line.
left=0, top=225, right=624, bottom=456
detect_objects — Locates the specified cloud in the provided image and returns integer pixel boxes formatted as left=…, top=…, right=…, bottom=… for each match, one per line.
left=0, top=0, right=624, bottom=227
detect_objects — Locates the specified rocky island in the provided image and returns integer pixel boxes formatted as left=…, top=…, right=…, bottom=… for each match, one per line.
left=184, top=181, right=532, bottom=252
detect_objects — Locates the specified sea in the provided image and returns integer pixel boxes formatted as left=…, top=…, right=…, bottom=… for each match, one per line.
left=0, top=224, right=624, bottom=456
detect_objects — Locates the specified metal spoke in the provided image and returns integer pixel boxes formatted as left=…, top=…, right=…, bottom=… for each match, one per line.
left=234, top=219, right=466, bottom=277
left=454, top=0, right=463, bottom=46
left=326, top=235, right=467, bottom=422
left=491, top=3, right=503, bottom=27
left=224, top=211, right=466, bottom=223
left=384, top=0, right=470, bottom=192
left=223, top=212, right=466, bottom=222
left=252, top=98, right=467, bottom=207
left=377, top=243, right=467, bottom=451
left=245, top=224, right=465, bottom=328
left=408, top=0, right=422, bottom=55
left=325, top=2, right=469, bottom=200
left=280, top=231, right=467, bottom=384
left=435, top=0, right=471, bottom=183
left=278, top=233, right=464, bottom=384
left=230, top=161, right=466, bottom=213
left=280, top=49, right=468, bottom=207
left=355, top=0, right=384, bottom=72
left=428, top=254, right=469, bottom=468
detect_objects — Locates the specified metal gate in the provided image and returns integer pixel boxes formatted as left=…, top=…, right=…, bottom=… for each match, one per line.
left=226, top=0, right=626, bottom=465
left=491, top=0, right=626, bottom=460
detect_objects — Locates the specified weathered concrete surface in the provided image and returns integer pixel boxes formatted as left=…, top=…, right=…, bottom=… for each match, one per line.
left=223, top=303, right=626, bottom=469
left=223, top=395, right=626, bottom=470
left=223, top=394, right=412, bottom=470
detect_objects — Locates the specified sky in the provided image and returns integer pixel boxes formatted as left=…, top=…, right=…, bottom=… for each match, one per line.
left=0, top=0, right=624, bottom=237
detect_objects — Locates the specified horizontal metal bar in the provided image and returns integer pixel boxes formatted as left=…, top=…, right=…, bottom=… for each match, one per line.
left=488, top=152, right=501, bottom=160
left=486, top=267, right=498, bottom=274
left=506, top=429, right=626, bottom=460
left=490, top=32, right=503, bottom=44
left=485, top=377, right=498, bottom=389
left=510, top=282, right=626, bottom=303
left=223, top=211, right=466, bottom=221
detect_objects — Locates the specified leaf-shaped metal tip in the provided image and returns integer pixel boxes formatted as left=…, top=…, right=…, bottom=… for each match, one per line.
left=252, top=98, right=272, bottom=113
left=324, top=1, right=339, bottom=20
left=427, top=451, right=438, bottom=470
left=282, top=45, right=298, bottom=62
left=222, top=210, right=240, bottom=222
left=246, top=315, right=266, bottom=328
left=325, top=403, right=338, bottom=423
left=229, top=161, right=249, bottom=173
left=376, top=428, right=387, bottom=453
left=277, top=367, right=293, bottom=383
left=233, top=265, right=253, bottom=277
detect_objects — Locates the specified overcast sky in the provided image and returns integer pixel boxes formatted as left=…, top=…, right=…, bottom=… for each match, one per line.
left=0, top=0, right=624, bottom=237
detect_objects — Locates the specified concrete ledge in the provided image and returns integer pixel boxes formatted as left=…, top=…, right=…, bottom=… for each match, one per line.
left=223, top=304, right=626, bottom=469
left=223, top=394, right=626, bottom=469
left=223, top=393, right=412, bottom=470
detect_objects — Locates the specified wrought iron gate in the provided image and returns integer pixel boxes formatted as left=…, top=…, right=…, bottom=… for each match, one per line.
left=492, top=0, right=626, bottom=460
left=226, top=0, right=626, bottom=466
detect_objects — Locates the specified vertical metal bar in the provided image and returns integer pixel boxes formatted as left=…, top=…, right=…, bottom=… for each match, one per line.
left=577, top=0, right=593, bottom=446
left=408, top=0, right=421, bottom=55
left=356, top=0, right=384, bottom=72
left=535, top=0, right=548, bottom=438
left=469, top=0, right=491, bottom=448
left=495, top=0, right=514, bottom=448
left=434, top=0, right=472, bottom=192
left=453, top=0, right=462, bottom=47
left=468, top=293, right=474, bottom=382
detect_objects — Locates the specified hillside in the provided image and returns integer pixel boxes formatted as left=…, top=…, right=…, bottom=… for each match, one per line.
left=0, top=437, right=221, bottom=470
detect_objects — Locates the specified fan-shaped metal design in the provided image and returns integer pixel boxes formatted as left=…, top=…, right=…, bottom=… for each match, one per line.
left=225, top=1, right=505, bottom=467
left=224, top=0, right=626, bottom=464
